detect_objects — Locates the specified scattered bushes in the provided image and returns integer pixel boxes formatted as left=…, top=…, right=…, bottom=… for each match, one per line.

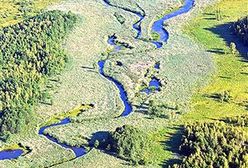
left=171, top=122, right=248, bottom=168
left=148, top=100, right=178, bottom=118
left=0, top=10, right=77, bottom=138
left=233, top=16, right=248, bottom=45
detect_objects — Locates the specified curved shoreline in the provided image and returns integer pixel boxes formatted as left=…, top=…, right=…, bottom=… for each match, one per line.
left=98, top=60, right=133, bottom=117
left=0, top=149, right=23, bottom=160
left=152, top=0, right=195, bottom=48
left=38, top=118, right=86, bottom=158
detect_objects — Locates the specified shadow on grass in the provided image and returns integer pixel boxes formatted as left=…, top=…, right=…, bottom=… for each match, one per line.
left=205, top=22, right=248, bottom=60
left=89, top=131, right=111, bottom=145
left=203, top=93, right=227, bottom=103
left=159, top=126, right=184, bottom=167
left=207, top=48, right=226, bottom=54
left=218, top=75, right=231, bottom=79
left=89, top=131, right=133, bottom=165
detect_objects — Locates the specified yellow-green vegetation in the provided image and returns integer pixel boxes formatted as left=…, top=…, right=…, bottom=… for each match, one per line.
left=0, top=10, right=78, bottom=139
left=42, top=104, right=94, bottom=127
left=1, top=0, right=247, bottom=167
left=0, top=144, right=21, bottom=151
left=0, top=0, right=59, bottom=27
left=161, top=0, right=248, bottom=166
left=172, top=122, right=248, bottom=168
left=183, top=0, right=248, bottom=122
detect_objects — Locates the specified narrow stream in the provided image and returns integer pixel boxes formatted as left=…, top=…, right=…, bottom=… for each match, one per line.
left=0, top=0, right=195, bottom=161
left=38, top=118, right=86, bottom=158
left=152, top=0, right=195, bottom=48
left=103, top=0, right=145, bottom=38
left=98, top=60, right=132, bottom=117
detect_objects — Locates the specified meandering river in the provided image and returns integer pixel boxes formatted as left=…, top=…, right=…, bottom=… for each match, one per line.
left=0, top=0, right=194, bottom=161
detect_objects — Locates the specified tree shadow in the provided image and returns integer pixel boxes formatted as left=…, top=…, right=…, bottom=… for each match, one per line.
left=203, top=12, right=215, bottom=16
left=203, top=93, right=227, bottom=103
left=205, top=22, right=248, bottom=60
left=207, top=48, right=225, bottom=54
left=159, top=126, right=184, bottom=167
left=88, top=131, right=111, bottom=146
left=89, top=131, right=133, bottom=165
left=218, top=75, right=231, bottom=79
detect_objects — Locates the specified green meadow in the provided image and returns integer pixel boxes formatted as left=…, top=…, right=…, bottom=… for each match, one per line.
left=0, top=0, right=247, bottom=167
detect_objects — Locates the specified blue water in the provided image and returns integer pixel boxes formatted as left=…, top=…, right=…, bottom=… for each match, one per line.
left=107, top=35, right=116, bottom=46
left=98, top=60, right=132, bottom=116
left=142, top=77, right=162, bottom=94
left=154, top=62, right=160, bottom=69
left=0, top=149, right=23, bottom=160
left=0, top=0, right=195, bottom=161
left=108, top=35, right=122, bottom=52
left=103, top=0, right=145, bottom=39
left=38, top=118, right=86, bottom=158
left=152, top=0, right=195, bottom=47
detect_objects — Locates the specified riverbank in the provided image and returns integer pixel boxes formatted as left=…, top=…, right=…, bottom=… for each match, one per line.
left=39, top=0, right=216, bottom=167
left=0, top=0, right=226, bottom=167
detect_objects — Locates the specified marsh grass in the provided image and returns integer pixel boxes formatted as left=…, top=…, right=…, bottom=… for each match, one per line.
left=1, top=0, right=245, bottom=167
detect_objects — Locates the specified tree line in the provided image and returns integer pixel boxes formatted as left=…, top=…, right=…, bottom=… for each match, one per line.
left=0, top=10, right=77, bottom=139
left=171, top=118, right=248, bottom=168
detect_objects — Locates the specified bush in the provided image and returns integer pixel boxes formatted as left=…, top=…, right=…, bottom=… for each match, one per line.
left=107, top=125, right=153, bottom=165
left=114, top=12, right=125, bottom=24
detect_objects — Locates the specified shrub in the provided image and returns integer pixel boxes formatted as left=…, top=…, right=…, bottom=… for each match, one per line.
left=108, top=125, right=153, bottom=165
left=114, top=12, right=125, bottom=24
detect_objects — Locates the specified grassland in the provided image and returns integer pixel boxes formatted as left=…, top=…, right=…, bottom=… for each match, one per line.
left=160, top=0, right=248, bottom=166
left=182, top=0, right=248, bottom=123
left=37, top=0, right=216, bottom=167
left=0, top=0, right=247, bottom=167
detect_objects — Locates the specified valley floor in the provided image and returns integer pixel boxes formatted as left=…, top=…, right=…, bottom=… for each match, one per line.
left=0, top=0, right=247, bottom=167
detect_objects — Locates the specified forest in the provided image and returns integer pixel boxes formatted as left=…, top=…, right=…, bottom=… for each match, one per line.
left=0, top=10, right=77, bottom=140
left=233, top=16, right=248, bottom=45
left=171, top=120, right=248, bottom=168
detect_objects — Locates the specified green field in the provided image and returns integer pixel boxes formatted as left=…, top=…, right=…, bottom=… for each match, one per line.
left=0, top=0, right=247, bottom=167
left=160, top=0, right=248, bottom=165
